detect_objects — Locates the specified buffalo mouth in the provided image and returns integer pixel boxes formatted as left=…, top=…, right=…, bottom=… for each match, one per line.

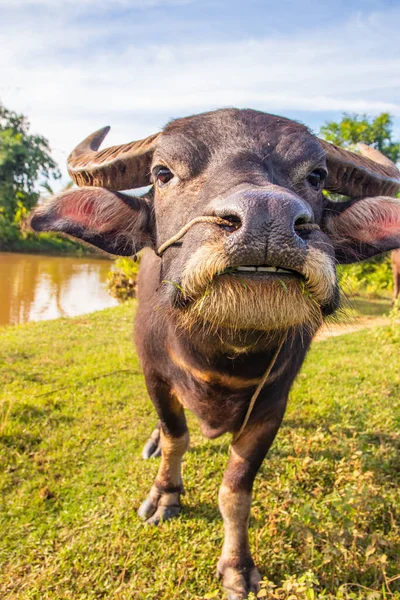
left=221, top=265, right=304, bottom=278
left=179, top=242, right=337, bottom=332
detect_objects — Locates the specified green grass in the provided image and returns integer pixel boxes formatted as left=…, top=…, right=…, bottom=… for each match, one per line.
left=347, top=296, right=392, bottom=318
left=0, top=303, right=399, bottom=599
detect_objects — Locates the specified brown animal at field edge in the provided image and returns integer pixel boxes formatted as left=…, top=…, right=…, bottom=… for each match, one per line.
left=392, top=249, right=400, bottom=302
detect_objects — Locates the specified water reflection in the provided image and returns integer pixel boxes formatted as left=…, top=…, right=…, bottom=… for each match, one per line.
left=0, top=253, right=119, bottom=327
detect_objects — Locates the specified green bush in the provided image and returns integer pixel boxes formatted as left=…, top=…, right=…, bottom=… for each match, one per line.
left=107, top=257, right=139, bottom=301
left=338, top=255, right=393, bottom=298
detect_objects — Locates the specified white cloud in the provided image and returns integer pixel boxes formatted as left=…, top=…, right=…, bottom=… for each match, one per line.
left=1, top=6, right=399, bottom=185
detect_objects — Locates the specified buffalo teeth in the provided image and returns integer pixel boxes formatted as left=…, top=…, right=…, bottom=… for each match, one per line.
left=257, top=266, right=276, bottom=272
left=233, top=266, right=296, bottom=274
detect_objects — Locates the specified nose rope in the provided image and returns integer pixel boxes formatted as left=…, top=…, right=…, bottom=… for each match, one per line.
left=157, top=218, right=320, bottom=256
left=231, top=331, right=287, bottom=446
left=296, top=222, right=320, bottom=231
left=157, top=216, right=233, bottom=256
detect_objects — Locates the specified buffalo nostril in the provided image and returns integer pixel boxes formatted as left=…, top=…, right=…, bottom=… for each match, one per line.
left=294, top=214, right=311, bottom=228
left=218, top=214, right=242, bottom=233
left=294, top=214, right=319, bottom=239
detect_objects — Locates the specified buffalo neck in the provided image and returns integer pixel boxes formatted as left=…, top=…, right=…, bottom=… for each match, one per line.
left=168, top=316, right=314, bottom=377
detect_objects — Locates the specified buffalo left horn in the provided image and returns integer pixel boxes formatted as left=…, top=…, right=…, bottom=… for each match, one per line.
left=320, top=139, right=400, bottom=198
left=67, top=126, right=160, bottom=190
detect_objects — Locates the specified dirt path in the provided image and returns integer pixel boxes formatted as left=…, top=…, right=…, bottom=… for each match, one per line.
left=315, top=316, right=390, bottom=341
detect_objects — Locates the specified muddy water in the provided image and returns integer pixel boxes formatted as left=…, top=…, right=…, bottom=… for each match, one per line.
left=0, top=252, right=119, bottom=327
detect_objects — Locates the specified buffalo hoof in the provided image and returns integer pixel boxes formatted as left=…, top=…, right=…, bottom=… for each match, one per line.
left=142, top=426, right=161, bottom=459
left=217, top=563, right=261, bottom=600
left=138, top=489, right=181, bottom=525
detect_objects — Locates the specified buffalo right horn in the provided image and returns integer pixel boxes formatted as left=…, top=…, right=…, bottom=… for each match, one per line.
left=67, top=126, right=160, bottom=190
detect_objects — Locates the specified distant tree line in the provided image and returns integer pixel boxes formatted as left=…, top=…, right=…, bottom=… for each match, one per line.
left=321, top=112, right=400, bottom=163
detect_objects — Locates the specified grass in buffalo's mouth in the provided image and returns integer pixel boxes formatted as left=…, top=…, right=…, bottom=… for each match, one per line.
left=0, top=301, right=399, bottom=600
left=162, top=279, right=186, bottom=294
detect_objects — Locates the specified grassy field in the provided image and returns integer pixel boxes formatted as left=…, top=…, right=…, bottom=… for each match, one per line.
left=0, top=303, right=399, bottom=599
left=345, top=296, right=392, bottom=318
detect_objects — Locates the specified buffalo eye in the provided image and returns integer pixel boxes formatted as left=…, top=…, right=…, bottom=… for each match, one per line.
left=154, top=166, right=174, bottom=186
left=307, top=168, right=327, bottom=191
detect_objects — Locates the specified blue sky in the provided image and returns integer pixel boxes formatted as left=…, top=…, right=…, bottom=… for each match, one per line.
left=1, top=0, right=399, bottom=184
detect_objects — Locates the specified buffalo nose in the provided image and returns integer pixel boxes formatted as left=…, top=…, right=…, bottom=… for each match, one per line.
left=210, top=187, right=314, bottom=266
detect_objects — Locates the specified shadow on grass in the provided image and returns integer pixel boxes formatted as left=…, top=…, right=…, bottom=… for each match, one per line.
left=8, top=402, right=75, bottom=428
left=0, top=432, right=42, bottom=452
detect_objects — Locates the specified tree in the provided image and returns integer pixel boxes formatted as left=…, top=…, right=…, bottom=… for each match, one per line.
left=320, top=112, right=400, bottom=164
left=0, top=102, right=60, bottom=246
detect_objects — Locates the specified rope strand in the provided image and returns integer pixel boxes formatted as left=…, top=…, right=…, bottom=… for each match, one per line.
left=231, top=332, right=288, bottom=445
left=157, top=216, right=232, bottom=256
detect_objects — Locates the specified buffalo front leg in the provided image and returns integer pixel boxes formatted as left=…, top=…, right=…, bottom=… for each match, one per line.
left=218, top=399, right=287, bottom=600
left=138, top=381, right=189, bottom=525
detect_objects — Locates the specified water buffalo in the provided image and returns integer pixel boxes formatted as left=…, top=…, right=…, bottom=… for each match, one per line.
left=30, top=109, right=400, bottom=599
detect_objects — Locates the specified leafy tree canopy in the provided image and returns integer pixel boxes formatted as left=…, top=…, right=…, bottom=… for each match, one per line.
left=0, top=102, right=60, bottom=244
left=320, top=112, right=400, bottom=164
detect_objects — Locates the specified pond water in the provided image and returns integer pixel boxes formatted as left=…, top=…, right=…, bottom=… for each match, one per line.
left=0, top=252, right=119, bottom=327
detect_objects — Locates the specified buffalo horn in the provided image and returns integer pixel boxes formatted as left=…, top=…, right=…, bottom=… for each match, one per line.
left=67, top=126, right=160, bottom=190
left=320, top=139, right=400, bottom=198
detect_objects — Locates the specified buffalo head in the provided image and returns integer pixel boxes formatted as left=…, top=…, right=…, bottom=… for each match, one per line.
left=31, top=109, right=400, bottom=335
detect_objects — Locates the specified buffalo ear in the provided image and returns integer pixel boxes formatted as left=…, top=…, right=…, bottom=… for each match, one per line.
left=30, top=187, right=154, bottom=256
left=323, top=196, right=400, bottom=264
